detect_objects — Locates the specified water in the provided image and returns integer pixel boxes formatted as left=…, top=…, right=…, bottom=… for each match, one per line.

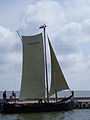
left=0, top=109, right=90, bottom=120
left=0, top=91, right=90, bottom=120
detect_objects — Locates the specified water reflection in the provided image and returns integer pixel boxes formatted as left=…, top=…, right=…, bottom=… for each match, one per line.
left=0, top=110, right=90, bottom=120
left=15, top=112, right=65, bottom=120
left=14, top=110, right=75, bottom=120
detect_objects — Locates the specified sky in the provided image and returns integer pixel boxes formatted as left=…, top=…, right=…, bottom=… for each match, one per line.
left=0, top=0, right=90, bottom=91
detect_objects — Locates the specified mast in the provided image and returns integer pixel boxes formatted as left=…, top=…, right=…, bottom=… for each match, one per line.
left=39, top=24, right=49, bottom=102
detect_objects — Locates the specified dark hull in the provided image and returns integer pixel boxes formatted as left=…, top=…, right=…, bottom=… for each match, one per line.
left=0, top=95, right=74, bottom=114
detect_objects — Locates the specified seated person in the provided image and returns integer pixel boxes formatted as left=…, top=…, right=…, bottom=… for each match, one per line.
left=12, top=91, right=16, bottom=99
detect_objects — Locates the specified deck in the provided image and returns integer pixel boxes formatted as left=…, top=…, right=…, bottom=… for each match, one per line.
left=1, top=97, right=90, bottom=109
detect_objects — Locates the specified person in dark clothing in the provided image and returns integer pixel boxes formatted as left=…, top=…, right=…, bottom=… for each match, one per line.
left=12, top=91, right=16, bottom=99
left=3, top=90, right=7, bottom=100
left=72, top=91, right=74, bottom=96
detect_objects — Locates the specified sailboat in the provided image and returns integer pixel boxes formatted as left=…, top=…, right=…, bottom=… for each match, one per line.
left=0, top=25, right=74, bottom=113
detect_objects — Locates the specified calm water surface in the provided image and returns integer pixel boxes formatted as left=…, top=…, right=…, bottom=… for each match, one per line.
left=0, top=109, right=90, bottom=120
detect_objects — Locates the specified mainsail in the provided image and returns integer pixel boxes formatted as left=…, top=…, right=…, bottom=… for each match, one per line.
left=48, top=38, right=69, bottom=97
left=20, top=33, right=45, bottom=100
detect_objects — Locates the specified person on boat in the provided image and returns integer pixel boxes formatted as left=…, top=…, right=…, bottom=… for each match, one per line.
left=3, top=90, right=7, bottom=100
left=12, top=91, right=16, bottom=99
left=72, top=91, right=74, bottom=96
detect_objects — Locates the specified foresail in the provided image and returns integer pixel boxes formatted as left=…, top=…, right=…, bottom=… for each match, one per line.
left=20, top=33, right=45, bottom=100
left=48, top=38, right=69, bottom=96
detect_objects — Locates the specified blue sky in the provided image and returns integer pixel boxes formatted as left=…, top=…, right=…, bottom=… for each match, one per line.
left=0, top=0, right=32, bottom=30
left=0, top=0, right=90, bottom=91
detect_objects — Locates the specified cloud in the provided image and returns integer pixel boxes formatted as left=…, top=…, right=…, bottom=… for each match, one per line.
left=0, top=25, right=21, bottom=64
left=0, top=25, right=22, bottom=90
left=20, top=0, right=90, bottom=90
left=21, top=0, right=90, bottom=45
left=0, top=0, right=90, bottom=90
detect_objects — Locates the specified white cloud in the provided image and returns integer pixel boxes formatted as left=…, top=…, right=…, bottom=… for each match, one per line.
left=0, top=0, right=90, bottom=90
left=20, top=0, right=90, bottom=90
left=0, top=25, right=17, bottom=47
left=0, top=25, right=22, bottom=90
left=59, top=20, right=90, bottom=44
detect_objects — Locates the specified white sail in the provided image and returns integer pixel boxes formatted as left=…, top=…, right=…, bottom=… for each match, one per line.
left=20, top=33, right=45, bottom=100
left=48, top=39, right=69, bottom=96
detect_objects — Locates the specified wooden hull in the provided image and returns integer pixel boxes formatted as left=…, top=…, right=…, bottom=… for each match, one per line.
left=0, top=96, right=74, bottom=114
